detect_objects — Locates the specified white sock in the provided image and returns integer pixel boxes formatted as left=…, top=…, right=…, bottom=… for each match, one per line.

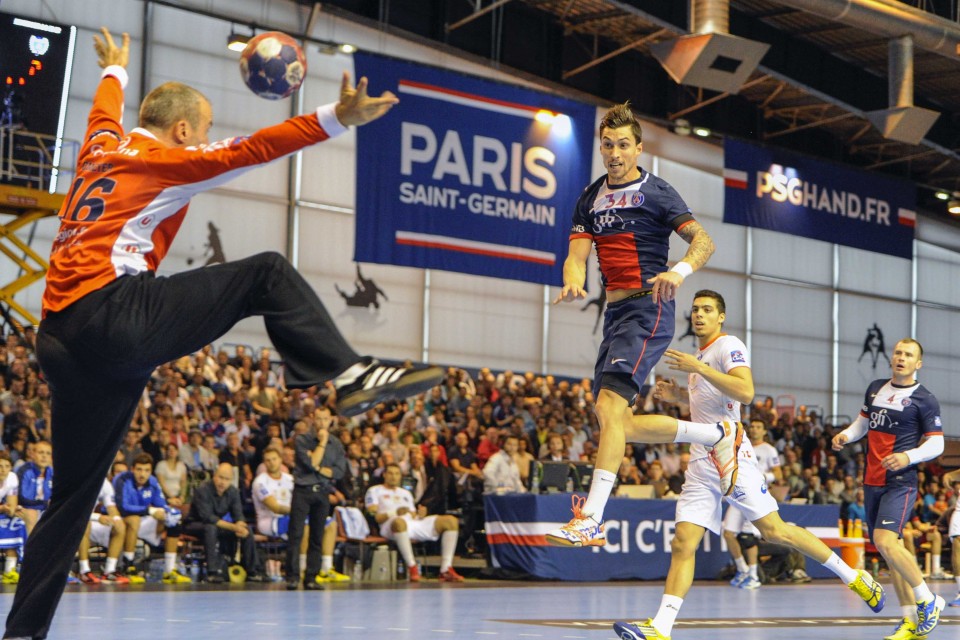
left=321, top=555, right=333, bottom=573
left=439, top=529, right=457, bottom=573
left=582, top=469, right=617, bottom=521
left=122, top=551, right=135, bottom=563
left=932, top=555, right=941, bottom=573
left=78, top=559, right=91, bottom=575
left=903, top=604, right=918, bottom=623
left=913, top=582, right=934, bottom=603
left=652, top=594, right=684, bottom=636
left=394, top=530, right=417, bottom=568
left=4, top=556, right=16, bottom=574
left=821, top=552, right=859, bottom=584
left=299, top=554, right=307, bottom=574
left=674, top=420, right=725, bottom=447
left=734, top=556, right=749, bottom=573
left=164, top=552, right=176, bottom=574
left=748, top=564, right=759, bottom=580
left=105, top=557, right=118, bottom=575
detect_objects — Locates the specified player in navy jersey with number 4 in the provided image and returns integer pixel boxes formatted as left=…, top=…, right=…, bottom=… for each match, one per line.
left=547, top=103, right=748, bottom=549
left=4, top=28, right=443, bottom=640
left=833, top=338, right=946, bottom=640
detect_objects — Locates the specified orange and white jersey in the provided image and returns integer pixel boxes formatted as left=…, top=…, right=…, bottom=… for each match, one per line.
left=687, top=333, right=751, bottom=462
left=43, top=65, right=347, bottom=316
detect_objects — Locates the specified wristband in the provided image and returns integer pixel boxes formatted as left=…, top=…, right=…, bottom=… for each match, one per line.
left=670, top=262, right=693, bottom=279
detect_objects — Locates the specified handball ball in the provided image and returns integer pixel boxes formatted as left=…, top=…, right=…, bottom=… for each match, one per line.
left=239, top=32, right=306, bottom=100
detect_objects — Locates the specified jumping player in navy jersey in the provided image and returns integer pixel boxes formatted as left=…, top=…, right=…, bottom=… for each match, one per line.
left=547, top=103, right=744, bottom=548
left=833, top=338, right=946, bottom=640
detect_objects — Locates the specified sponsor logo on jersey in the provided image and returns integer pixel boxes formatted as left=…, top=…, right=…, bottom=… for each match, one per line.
left=730, top=350, right=745, bottom=363
left=935, top=416, right=942, bottom=427
left=592, top=211, right=625, bottom=233
left=631, top=191, right=644, bottom=206
left=901, top=398, right=911, bottom=407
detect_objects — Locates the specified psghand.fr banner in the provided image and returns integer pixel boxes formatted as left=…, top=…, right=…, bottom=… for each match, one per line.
left=723, top=138, right=916, bottom=259
left=352, top=52, right=595, bottom=285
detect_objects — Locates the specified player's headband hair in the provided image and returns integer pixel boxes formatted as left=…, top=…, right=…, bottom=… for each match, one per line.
left=693, top=289, right=726, bottom=315
left=897, top=337, right=923, bottom=357
left=599, top=102, right=643, bottom=143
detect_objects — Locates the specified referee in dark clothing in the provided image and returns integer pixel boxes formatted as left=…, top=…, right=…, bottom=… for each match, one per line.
left=286, top=419, right=347, bottom=589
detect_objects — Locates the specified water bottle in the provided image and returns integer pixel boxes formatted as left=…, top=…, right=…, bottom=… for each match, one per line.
left=352, top=557, right=363, bottom=582
left=189, top=559, right=200, bottom=581
left=530, top=462, right=541, bottom=495
left=870, top=557, right=879, bottom=579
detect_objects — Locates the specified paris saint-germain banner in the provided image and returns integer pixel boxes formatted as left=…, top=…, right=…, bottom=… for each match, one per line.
left=352, top=52, right=595, bottom=285
left=723, top=138, right=916, bottom=259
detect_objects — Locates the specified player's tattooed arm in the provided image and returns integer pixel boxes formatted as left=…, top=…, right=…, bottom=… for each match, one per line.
left=677, top=220, right=715, bottom=271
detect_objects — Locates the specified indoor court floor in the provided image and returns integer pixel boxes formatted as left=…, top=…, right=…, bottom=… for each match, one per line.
left=1, top=578, right=956, bottom=639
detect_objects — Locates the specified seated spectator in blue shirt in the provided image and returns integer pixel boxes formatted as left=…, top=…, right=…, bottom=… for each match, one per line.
left=847, top=488, right=866, bottom=523
left=113, top=454, right=190, bottom=584
left=16, top=440, right=52, bottom=535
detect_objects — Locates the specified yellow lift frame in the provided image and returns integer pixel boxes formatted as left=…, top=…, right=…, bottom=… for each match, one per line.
left=0, top=183, right=62, bottom=327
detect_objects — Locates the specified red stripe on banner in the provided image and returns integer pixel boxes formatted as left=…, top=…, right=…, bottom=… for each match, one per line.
left=396, top=237, right=555, bottom=266
left=724, top=177, right=748, bottom=189
left=898, top=217, right=915, bottom=228
left=487, top=533, right=548, bottom=546
left=399, top=79, right=541, bottom=114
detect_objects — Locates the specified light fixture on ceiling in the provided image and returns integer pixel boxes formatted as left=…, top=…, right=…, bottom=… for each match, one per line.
left=949, top=199, right=960, bottom=215
left=227, top=26, right=252, bottom=52
left=693, top=126, right=711, bottom=138
left=673, top=118, right=691, bottom=136
left=935, top=191, right=950, bottom=200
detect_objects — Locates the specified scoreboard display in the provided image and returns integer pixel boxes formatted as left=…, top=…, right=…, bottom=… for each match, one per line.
left=0, top=11, right=76, bottom=190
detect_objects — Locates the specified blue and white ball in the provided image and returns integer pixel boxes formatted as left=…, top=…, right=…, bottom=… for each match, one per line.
left=239, top=31, right=307, bottom=100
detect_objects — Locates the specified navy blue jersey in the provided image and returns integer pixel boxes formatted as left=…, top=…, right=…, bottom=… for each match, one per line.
left=861, top=378, right=942, bottom=486
left=570, top=169, right=694, bottom=291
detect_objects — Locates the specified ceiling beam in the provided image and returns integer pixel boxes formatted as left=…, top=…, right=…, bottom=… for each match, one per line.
left=562, top=29, right=667, bottom=79
left=764, top=112, right=857, bottom=139
left=446, top=0, right=514, bottom=33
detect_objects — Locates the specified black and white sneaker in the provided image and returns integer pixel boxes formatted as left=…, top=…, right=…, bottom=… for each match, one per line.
left=335, top=359, right=443, bottom=417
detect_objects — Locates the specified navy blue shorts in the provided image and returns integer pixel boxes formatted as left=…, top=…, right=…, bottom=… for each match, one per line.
left=863, top=483, right=917, bottom=540
left=594, top=292, right=675, bottom=402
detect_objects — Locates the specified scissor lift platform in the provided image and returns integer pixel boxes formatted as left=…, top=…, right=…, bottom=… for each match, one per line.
left=0, top=183, right=61, bottom=327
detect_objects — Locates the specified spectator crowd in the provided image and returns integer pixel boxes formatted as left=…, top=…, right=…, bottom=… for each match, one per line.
left=0, top=330, right=955, bottom=589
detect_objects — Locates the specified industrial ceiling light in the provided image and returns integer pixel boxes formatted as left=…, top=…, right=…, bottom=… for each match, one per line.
left=949, top=199, right=960, bottom=215
left=227, top=26, right=252, bottom=52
